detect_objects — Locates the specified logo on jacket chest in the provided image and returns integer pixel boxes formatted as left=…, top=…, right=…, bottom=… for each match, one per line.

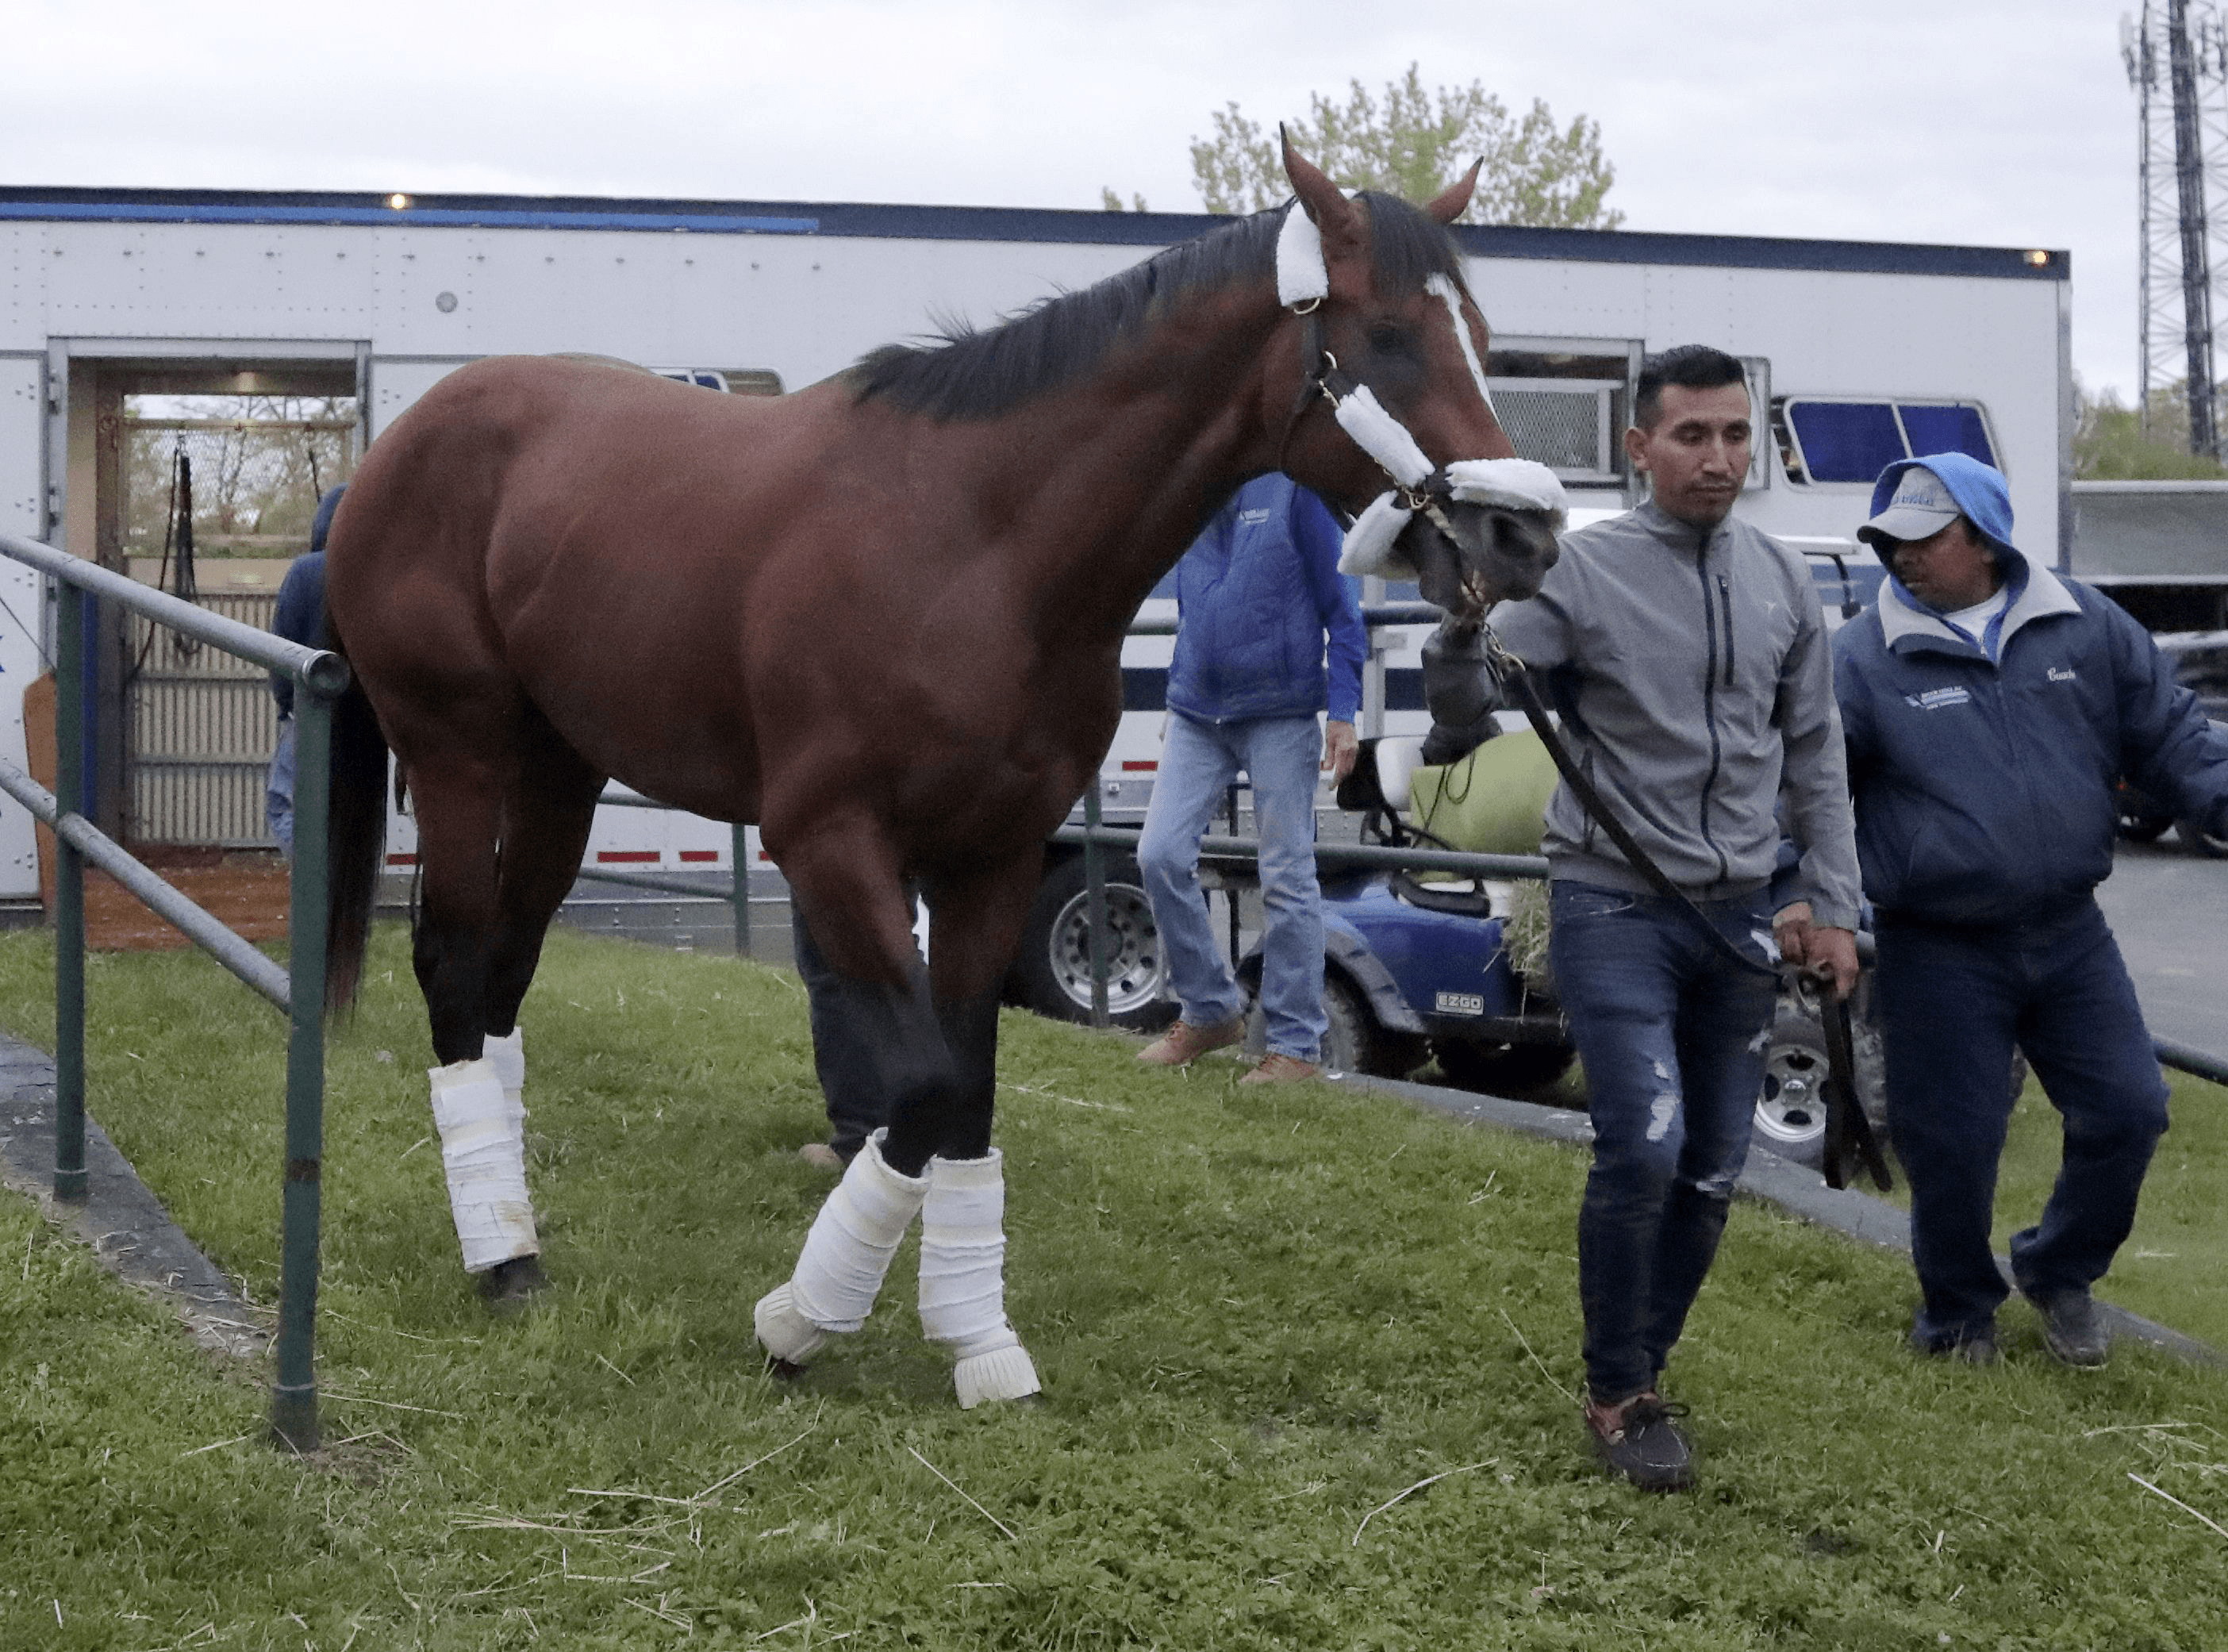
left=2047, top=667, right=2076, bottom=683
left=1904, top=686, right=1973, bottom=711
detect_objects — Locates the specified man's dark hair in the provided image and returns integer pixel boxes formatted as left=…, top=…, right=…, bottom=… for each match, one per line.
left=1633, top=345, right=1748, bottom=430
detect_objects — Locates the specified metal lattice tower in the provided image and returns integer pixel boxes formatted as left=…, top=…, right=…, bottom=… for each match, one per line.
left=2125, top=0, right=2228, bottom=457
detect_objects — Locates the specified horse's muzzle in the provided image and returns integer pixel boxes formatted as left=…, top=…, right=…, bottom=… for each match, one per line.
left=1405, top=501, right=1561, bottom=619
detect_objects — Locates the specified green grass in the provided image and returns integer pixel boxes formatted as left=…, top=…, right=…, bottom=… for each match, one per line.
left=1, top=924, right=2226, bottom=1649
left=1992, top=1070, right=2228, bottom=1353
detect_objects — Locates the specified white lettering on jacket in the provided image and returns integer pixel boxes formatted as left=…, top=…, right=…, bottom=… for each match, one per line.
left=1904, top=686, right=1973, bottom=710
left=2048, top=667, right=2076, bottom=682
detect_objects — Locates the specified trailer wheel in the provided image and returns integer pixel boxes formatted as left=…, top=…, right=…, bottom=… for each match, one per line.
left=1007, top=854, right=1177, bottom=1032
left=1431, top=1037, right=1575, bottom=1097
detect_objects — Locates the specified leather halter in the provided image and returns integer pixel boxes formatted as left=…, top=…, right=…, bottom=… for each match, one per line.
left=1273, top=302, right=1462, bottom=539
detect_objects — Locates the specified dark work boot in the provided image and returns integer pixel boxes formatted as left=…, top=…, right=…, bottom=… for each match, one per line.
left=2030, top=1288, right=2111, bottom=1368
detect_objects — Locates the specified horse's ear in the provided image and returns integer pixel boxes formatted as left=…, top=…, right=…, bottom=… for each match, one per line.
left=1281, top=127, right=1362, bottom=246
left=1423, top=159, right=1482, bottom=225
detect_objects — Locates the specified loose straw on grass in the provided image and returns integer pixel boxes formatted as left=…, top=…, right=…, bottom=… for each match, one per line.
left=905, top=1444, right=1018, bottom=1541
left=2130, top=1473, right=2228, bottom=1539
left=693, top=1417, right=820, bottom=1503
left=1351, top=1461, right=1496, bottom=1546
left=1500, top=1308, right=1575, bottom=1403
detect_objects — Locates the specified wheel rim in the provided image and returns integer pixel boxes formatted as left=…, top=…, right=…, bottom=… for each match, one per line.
left=1754, top=1039, right=1830, bottom=1149
left=1050, top=883, right=1165, bottom=1016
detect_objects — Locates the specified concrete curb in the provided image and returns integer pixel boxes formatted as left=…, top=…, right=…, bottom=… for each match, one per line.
left=1341, top=1069, right=2226, bottom=1370
left=0, top=1032, right=267, bottom=1360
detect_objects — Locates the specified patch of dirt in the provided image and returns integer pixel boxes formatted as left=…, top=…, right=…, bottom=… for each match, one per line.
left=83, top=849, right=292, bottom=951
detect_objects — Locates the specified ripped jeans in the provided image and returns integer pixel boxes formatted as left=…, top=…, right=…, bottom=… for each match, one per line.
left=1550, top=880, right=1778, bottom=1403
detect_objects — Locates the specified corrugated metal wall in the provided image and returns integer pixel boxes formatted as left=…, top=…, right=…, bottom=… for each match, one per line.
left=126, top=593, right=282, bottom=847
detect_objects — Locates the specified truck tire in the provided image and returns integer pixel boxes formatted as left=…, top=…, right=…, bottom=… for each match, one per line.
left=1754, top=1008, right=1834, bottom=1167
left=1006, top=853, right=1177, bottom=1032
left=1431, top=1037, right=1575, bottom=1097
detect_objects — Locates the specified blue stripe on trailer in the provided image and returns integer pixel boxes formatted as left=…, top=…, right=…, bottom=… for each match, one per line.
left=0, top=189, right=2068, bottom=279
left=0, top=202, right=818, bottom=235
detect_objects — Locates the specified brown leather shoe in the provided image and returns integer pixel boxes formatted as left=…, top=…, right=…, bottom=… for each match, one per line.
left=1135, top=1015, right=1247, bottom=1066
left=797, top=1143, right=845, bottom=1171
left=1239, top=1052, right=1323, bottom=1085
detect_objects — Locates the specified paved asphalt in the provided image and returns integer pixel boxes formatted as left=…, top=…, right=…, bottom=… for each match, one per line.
left=2095, top=829, right=2228, bottom=1056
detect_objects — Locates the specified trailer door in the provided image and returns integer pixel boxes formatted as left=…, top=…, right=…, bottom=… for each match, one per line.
left=0, top=359, right=47, bottom=897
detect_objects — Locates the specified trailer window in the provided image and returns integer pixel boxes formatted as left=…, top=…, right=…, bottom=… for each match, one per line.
left=1774, top=398, right=1999, bottom=485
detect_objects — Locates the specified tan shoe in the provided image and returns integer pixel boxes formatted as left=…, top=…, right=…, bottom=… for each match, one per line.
left=797, top=1143, right=845, bottom=1171
left=1239, top=1052, right=1323, bottom=1085
left=1135, top=1015, right=1247, bottom=1066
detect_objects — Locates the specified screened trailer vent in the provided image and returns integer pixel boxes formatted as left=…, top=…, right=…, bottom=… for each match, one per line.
left=1487, top=378, right=1623, bottom=484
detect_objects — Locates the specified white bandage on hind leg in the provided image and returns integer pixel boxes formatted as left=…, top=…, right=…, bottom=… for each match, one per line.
left=755, top=1129, right=928, bottom=1366
left=428, top=1056, right=539, bottom=1274
left=918, top=1148, right=1040, bottom=1408
left=483, top=1026, right=524, bottom=1108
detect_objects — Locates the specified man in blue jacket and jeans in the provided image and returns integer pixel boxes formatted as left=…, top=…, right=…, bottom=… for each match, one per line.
left=1836, top=452, right=2228, bottom=1367
left=1135, top=474, right=1366, bottom=1084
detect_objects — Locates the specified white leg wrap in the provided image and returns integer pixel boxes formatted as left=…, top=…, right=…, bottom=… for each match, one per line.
left=755, top=1130, right=928, bottom=1364
left=429, top=1056, right=538, bottom=1274
left=483, top=1026, right=524, bottom=1108
left=918, top=1148, right=1041, bottom=1408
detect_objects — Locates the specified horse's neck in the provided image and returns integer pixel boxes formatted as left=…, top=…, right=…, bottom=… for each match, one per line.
left=970, top=284, right=1286, bottom=643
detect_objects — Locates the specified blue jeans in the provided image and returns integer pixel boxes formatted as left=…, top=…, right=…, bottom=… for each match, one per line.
left=267, top=715, right=297, bottom=860
left=1877, top=901, right=2168, bottom=1349
left=1138, top=711, right=1327, bottom=1061
left=1550, top=881, right=1778, bottom=1403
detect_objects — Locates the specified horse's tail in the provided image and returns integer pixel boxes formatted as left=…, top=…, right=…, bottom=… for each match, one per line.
left=325, top=669, right=390, bottom=1010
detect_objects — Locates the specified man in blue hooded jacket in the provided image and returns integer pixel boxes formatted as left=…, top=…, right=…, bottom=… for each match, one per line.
left=266, top=484, right=345, bottom=858
left=1134, top=474, right=1365, bottom=1082
left=1834, top=452, right=2228, bottom=1366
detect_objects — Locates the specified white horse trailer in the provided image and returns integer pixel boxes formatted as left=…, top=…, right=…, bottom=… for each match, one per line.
left=0, top=186, right=2071, bottom=908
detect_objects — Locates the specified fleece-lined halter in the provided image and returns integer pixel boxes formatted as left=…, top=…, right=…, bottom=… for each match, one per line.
left=1273, top=201, right=1568, bottom=579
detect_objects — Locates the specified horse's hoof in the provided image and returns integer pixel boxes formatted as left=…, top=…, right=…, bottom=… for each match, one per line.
left=476, top=1254, right=548, bottom=1310
left=766, top=1355, right=809, bottom=1381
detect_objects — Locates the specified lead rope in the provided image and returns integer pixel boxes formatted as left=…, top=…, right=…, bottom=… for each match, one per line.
left=1479, top=621, right=1889, bottom=1189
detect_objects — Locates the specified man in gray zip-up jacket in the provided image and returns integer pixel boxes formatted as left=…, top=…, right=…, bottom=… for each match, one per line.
left=1425, top=345, right=1861, bottom=1489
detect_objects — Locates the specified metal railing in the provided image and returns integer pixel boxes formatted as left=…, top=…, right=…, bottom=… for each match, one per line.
left=0, top=528, right=345, bottom=1454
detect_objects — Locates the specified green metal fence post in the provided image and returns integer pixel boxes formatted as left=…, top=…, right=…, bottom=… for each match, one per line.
left=270, top=676, right=336, bottom=1453
left=1082, top=780, right=1110, bottom=1029
left=731, top=823, right=751, bottom=959
left=52, top=582, right=86, bottom=1203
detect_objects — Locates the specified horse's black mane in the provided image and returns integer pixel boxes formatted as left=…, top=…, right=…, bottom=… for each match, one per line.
left=851, top=191, right=1469, bottom=421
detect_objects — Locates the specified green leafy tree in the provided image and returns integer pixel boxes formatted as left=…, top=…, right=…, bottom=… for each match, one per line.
left=2076, top=379, right=2228, bottom=479
left=1179, top=63, right=1620, bottom=228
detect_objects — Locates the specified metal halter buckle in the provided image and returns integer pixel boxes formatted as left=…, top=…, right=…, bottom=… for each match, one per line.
left=1479, top=622, right=1526, bottom=686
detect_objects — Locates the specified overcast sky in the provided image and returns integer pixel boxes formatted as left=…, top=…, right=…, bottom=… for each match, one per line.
left=3, top=0, right=2160, bottom=399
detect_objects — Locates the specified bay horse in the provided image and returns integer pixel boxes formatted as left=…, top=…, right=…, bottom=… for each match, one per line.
left=320, top=140, right=1565, bottom=1406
